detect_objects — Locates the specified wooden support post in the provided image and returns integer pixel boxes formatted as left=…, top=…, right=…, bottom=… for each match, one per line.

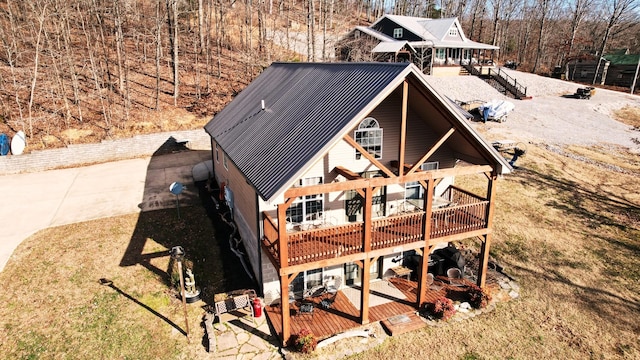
left=277, top=202, right=293, bottom=346
left=477, top=175, right=497, bottom=288
left=363, top=187, right=373, bottom=253
left=399, top=80, right=408, bottom=176
left=417, top=179, right=435, bottom=306
left=279, top=273, right=293, bottom=346
left=360, top=258, right=371, bottom=325
left=477, top=234, right=491, bottom=288
left=277, top=203, right=289, bottom=268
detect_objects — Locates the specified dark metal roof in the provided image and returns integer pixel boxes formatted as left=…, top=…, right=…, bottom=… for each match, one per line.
left=205, top=62, right=412, bottom=200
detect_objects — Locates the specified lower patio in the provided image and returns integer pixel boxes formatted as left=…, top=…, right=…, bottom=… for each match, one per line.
left=264, top=269, right=511, bottom=342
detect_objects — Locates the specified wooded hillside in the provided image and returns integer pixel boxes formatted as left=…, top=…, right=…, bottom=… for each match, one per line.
left=0, top=0, right=638, bottom=150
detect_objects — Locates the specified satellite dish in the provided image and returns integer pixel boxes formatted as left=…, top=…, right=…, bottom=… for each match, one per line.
left=170, top=182, right=184, bottom=195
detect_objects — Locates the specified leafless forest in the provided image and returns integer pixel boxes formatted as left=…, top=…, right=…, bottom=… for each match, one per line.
left=0, top=0, right=638, bottom=149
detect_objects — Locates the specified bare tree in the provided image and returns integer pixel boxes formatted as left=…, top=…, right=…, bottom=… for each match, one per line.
left=79, top=1, right=111, bottom=129
left=566, top=0, right=594, bottom=62
left=27, top=1, right=48, bottom=138
left=592, top=0, right=640, bottom=84
left=113, top=0, right=130, bottom=120
left=156, top=0, right=163, bottom=110
left=307, top=0, right=316, bottom=61
left=167, top=0, right=179, bottom=105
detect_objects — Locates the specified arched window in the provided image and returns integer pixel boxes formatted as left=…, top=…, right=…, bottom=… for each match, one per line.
left=354, top=117, right=383, bottom=160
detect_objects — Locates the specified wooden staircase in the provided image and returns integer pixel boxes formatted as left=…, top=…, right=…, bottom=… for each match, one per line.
left=462, top=63, right=531, bottom=100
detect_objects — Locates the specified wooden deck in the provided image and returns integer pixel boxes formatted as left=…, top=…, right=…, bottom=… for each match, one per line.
left=262, top=202, right=488, bottom=268
left=264, top=277, right=479, bottom=341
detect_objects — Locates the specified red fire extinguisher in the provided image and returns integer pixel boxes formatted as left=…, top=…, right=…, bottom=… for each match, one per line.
left=252, top=297, right=262, bottom=318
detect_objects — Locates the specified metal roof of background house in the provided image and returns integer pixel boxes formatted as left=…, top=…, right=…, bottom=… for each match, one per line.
left=355, top=26, right=396, bottom=42
left=371, top=14, right=499, bottom=50
left=372, top=41, right=415, bottom=53
left=204, top=62, right=510, bottom=201
left=417, top=18, right=460, bottom=41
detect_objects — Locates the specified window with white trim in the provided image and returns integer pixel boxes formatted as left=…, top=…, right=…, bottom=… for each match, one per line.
left=215, top=143, right=220, bottom=163
left=355, top=117, right=383, bottom=160
left=393, top=28, right=403, bottom=38
left=405, top=162, right=439, bottom=199
left=448, top=27, right=458, bottom=37
left=286, top=177, right=324, bottom=224
left=223, top=152, right=229, bottom=170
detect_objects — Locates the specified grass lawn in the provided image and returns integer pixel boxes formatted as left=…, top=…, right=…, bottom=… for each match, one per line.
left=0, top=144, right=638, bottom=359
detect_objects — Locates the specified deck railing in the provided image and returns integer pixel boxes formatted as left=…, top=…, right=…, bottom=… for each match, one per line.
left=261, top=187, right=489, bottom=267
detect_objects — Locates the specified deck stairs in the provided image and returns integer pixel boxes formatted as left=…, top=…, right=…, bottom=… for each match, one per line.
left=463, top=63, right=531, bottom=100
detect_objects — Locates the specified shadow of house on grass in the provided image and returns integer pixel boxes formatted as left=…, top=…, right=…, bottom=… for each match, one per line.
left=118, top=136, right=257, bottom=310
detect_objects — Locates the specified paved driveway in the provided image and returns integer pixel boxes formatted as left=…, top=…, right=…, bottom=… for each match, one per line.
left=0, top=150, right=209, bottom=271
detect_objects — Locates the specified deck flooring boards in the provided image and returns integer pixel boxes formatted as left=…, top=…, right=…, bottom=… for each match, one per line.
left=264, top=276, right=496, bottom=343
left=265, top=277, right=432, bottom=342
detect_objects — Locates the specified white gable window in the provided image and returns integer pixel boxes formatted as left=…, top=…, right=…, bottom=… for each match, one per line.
left=405, top=162, right=439, bottom=199
left=393, top=28, right=403, bottom=38
left=287, top=177, right=324, bottom=224
left=448, top=27, right=458, bottom=37
left=355, top=117, right=383, bottom=160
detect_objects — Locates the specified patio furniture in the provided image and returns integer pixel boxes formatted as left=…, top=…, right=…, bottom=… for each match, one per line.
left=213, top=294, right=256, bottom=330
left=390, top=265, right=412, bottom=280
left=447, top=268, right=464, bottom=287
left=297, top=302, right=314, bottom=319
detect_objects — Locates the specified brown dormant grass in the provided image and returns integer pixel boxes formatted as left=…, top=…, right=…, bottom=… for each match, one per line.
left=613, top=106, right=640, bottom=128
left=0, top=145, right=638, bottom=359
left=349, top=145, right=639, bottom=359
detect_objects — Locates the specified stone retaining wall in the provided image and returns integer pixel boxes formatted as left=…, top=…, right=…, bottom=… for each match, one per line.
left=0, top=129, right=211, bottom=175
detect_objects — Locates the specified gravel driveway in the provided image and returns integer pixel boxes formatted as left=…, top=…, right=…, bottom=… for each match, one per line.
left=426, top=69, right=640, bottom=153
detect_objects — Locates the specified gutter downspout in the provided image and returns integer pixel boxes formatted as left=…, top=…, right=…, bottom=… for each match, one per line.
left=256, top=194, right=263, bottom=296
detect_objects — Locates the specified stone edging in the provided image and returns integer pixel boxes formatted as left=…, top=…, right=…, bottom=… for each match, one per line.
left=0, top=129, right=211, bottom=175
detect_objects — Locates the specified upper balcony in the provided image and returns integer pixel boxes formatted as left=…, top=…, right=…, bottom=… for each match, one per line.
left=261, top=186, right=489, bottom=269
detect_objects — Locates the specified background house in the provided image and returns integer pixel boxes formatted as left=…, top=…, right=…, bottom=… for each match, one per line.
left=336, top=14, right=499, bottom=76
left=204, top=62, right=511, bottom=345
left=565, top=50, right=640, bottom=90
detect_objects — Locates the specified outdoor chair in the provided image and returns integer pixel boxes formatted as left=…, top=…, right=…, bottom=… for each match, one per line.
left=319, top=276, right=341, bottom=309
left=447, top=268, right=464, bottom=287
left=323, top=275, right=341, bottom=295
left=297, top=302, right=314, bottom=320
left=427, top=273, right=443, bottom=291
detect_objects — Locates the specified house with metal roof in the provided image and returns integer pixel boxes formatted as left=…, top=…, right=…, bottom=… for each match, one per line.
left=565, top=50, right=640, bottom=91
left=204, top=62, right=511, bottom=346
left=336, top=14, right=499, bottom=76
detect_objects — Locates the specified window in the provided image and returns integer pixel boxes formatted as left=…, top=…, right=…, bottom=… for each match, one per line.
left=355, top=117, right=383, bottom=160
left=448, top=27, right=458, bottom=37
left=223, top=152, right=228, bottom=170
left=345, top=171, right=386, bottom=221
left=405, top=162, right=439, bottom=199
left=215, top=143, right=220, bottom=163
left=435, top=48, right=446, bottom=60
left=286, top=177, right=324, bottom=224
left=393, top=28, right=403, bottom=38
